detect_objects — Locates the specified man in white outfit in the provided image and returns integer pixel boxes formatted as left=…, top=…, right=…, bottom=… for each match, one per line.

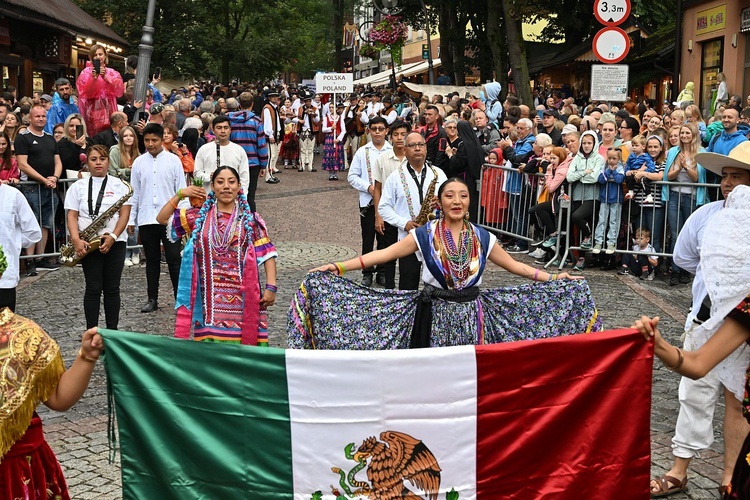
left=648, top=142, right=750, bottom=495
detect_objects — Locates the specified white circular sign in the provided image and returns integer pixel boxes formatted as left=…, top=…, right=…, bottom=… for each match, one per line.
left=594, top=0, right=631, bottom=26
left=593, top=27, right=630, bottom=64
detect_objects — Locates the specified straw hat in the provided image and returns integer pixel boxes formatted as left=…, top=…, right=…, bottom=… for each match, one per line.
left=695, top=142, right=750, bottom=176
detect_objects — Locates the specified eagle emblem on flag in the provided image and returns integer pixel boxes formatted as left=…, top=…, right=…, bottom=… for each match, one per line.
left=313, top=430, right=455, bottom=499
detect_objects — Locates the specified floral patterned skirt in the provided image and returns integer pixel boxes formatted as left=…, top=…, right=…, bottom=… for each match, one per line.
left=321, top=134, right=345, bottom=171
left=287, top=272, right=602, bottom=350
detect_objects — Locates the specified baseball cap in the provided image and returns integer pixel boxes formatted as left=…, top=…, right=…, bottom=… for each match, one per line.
left=542, top=109, right=559, bottom=119
left=40, top=94, right=52, bottom=102
left=562, top=124, right=578, bottom=135
left=149, top=103, right=164, bottom=115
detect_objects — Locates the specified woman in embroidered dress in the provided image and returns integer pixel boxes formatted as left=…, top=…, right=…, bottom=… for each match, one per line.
left=632, top=185, right=750, bottom=499
left=0, top=306, right=103, bottom=500
left=294, top=178, right=594, bottom=350
left=156, top=166, right=278, bottom=345
left=322, top=102, right=347, bottom=181
left=279, top=98, right=300, bottom=170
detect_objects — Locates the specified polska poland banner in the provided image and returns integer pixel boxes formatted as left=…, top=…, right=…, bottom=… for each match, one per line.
left=100, top=328, right=653, bottom=499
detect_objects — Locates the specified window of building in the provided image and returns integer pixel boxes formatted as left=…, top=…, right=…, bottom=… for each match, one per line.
left=700, top=38, right=723, bottom=113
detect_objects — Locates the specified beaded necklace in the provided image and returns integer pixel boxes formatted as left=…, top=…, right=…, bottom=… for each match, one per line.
left=209, top=202, right=240, bottom=254
left=437, top=218, right=474, bottom=288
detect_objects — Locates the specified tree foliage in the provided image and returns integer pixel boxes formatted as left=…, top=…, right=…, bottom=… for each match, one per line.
left=74, top=0, right=337, bottom=81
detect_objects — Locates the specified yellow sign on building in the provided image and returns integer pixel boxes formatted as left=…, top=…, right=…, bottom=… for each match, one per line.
left=696, top=4, right=727, bottom=36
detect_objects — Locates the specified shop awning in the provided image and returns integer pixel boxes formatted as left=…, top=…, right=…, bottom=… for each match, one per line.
left=354, top=59, right=443, bottom=87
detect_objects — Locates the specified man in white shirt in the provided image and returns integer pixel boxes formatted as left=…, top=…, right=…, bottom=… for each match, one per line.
left=372, top=120, right=410, bottom=288
left=0, top=183, right=41, bottom=311
left=379, top=131, right=447, bottom=290
left=297, top=94, right=320, bottom=172
left=194, top=116, right=250, bottom=193
left=347, top=116, right=392, bottom=288
left=378, top=95, right=398, bottom=125
left=647, top=143, right=750, bottom=495
left=127, top=123, right=187, bottom=313
left=261, top=91, right=282, bottom=183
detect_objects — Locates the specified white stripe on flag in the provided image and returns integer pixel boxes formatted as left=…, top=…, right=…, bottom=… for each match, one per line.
left=287, top=345, right=478, bottom=499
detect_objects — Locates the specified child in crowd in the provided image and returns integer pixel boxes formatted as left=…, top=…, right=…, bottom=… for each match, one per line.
left=593, top=147, right=625, bottom=255
left=624, top=135, right=656, bottom=202
left=487, top=150, right=500, bottom=165
left=618, top=227, right=659, bottom=280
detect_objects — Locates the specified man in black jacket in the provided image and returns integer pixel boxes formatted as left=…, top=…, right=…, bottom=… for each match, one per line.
left=420, top=105, right=448, bottom=173
left=90, top=112, right=128, bottom=149
left=537, top=109, right=563, bottom=146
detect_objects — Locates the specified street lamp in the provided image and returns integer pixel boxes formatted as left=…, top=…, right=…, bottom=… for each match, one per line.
left=372, top=0, right=401, bottom=15
left=133, top=0, right=157, bottom=116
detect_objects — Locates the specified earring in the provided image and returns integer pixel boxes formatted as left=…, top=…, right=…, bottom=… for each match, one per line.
left=464, top=211, right=470, bottom=221
left=439, top=209, right=444, bottom=220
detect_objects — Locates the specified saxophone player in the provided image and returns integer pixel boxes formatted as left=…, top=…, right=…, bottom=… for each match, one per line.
left=64, top=145, right=132, bottom=330
left=379, top=132, right=446, bottom=290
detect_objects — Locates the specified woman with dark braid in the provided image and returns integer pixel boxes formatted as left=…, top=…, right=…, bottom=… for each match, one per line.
left=156, top=165, right=277, bottom=345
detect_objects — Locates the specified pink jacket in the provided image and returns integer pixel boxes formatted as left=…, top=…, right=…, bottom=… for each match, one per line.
left=76, top=62, right=124, bottom=137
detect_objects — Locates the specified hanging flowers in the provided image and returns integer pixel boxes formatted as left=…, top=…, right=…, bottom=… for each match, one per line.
left=369, top=15, right=409, bottom=66
left=359, top=44, right=380, bottom=60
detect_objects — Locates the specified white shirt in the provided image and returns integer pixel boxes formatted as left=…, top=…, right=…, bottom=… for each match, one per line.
left=381, top=108, right=398, bottom=125
left=0, top=184, right=41, bottom=288
left=347, top=141, right=392, bottom=207
left=372, top=149, right=408, bottom=185
left=379, top=163, right=447, bottom=240
left=128, top=150, right=187, bottom=226
left=64, top=175, right=133, bottom=242
left=322, top=115, right=346, bottom=142
left=194, top=141, right=250, bottom=193
left=673, top=200, right=724, bottom=329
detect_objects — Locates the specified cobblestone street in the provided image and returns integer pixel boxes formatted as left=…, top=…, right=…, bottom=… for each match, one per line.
left=15, top=156, right=724, bottom=498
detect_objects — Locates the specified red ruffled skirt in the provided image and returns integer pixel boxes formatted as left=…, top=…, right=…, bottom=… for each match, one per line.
left=0, top=414, right=69, bottom=500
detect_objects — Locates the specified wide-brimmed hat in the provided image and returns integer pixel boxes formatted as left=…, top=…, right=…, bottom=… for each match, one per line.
left=695, top=142, right=750, bottom=176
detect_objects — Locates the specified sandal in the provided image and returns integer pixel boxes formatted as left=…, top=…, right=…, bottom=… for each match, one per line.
left=650, top=475, right=688, bottom=497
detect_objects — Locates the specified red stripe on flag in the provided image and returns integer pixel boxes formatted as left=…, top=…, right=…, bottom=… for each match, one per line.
left=476, top=329, right=653, bottom=499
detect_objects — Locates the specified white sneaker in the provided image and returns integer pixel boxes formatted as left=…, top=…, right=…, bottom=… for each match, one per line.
left=131, top=254, right=140, bottom=265
left=124, top=258, right=133, bottom=267
left=529, top=248, right=547, bottom=259
left=605, top=245, right=616, bottom=255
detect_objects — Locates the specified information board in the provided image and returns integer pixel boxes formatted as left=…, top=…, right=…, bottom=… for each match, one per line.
left=590, top=64, right=629, bottom=102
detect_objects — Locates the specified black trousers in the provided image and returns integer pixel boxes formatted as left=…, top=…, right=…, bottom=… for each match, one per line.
left=360, top=205, right=395, bottom=286
left=398, top=252, right=421, bottom=291
left=622, top=252, right=654, bottom=277
left=81, top=241, right=126, bottom=329
left=139, top=224, right=182, bottom=302
left=571, top=200, right=597, bottom=238
left=0, top=287, right=16, bottom=312
left=246, top=167, right=261, bottom=212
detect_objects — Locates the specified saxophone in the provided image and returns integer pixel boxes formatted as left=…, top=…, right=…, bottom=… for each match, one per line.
left=59, top=181, right=133, bottom=267
left=414, top=167, right=439, bottom=225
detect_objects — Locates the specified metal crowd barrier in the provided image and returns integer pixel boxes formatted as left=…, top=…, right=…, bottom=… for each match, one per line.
left=16, top=178, right=142, bottom=261
left=477, top=163, right=722, bottom=270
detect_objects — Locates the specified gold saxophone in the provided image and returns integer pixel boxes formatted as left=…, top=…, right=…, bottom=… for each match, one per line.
left=59, top=181, right=133, bottom=267
left=414, top=167, right=439, bottom=225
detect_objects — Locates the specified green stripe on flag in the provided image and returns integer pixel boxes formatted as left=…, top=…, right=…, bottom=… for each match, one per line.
left=100, top=329, right=293, bottom=499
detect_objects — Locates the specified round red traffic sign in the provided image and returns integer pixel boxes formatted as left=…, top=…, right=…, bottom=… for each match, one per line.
left=592, top=27, right=630, bottom=64
left=594, top=0, right=631, bottom=26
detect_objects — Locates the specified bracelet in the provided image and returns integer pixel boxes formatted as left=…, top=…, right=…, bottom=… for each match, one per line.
left=534, top=269, right=539, bottom=282
left=78, top=348, right=98, bottom=363
left=265, top=284, right=278, bottom=293
left=666, top=347, right=684, bottom=371
left=334, top=262, right=346, bottom=275
left=359, top=256, right=366, bottom=270
left=169, top=197, right=179, bottom=210
left=548, top=273, right=558, bottom=281
left=177, top=188, right=184, bottom=200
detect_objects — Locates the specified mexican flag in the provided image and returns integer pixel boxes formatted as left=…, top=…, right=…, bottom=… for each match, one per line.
left=101, top=328, right=652, bottom=499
